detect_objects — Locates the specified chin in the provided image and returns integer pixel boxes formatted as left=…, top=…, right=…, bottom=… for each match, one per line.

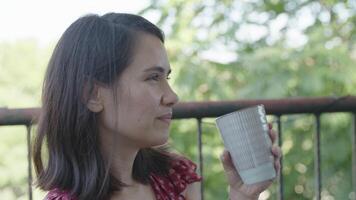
left=155, top=136, right=169, bottom=146
left=150, top=133, right=169, bottom=147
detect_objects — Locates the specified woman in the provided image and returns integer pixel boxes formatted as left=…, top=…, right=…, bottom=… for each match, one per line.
left=33, top=13, right=281, bottom=200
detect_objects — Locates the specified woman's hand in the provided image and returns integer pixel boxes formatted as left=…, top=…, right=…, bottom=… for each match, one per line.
left=220, top=123, right=281, bottom=200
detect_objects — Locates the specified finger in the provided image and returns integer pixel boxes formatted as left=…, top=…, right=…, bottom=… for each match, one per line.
left=220, top=150, right=236, bottom=174
left=271, top=146, right=281, bottom=174
left=269, top=130, right=277, bottom=143
left=220, top=150, right=242, bottom=187
left=268, top=123, right=278, bottom=144
left=271, top=146, right=282, bottom=158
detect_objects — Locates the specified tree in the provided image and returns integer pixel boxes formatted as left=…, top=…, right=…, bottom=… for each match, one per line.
left=140, top=0, right=356, bottom=199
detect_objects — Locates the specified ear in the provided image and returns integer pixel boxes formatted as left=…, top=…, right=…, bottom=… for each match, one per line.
left=86, top=85, right=104, bottom=113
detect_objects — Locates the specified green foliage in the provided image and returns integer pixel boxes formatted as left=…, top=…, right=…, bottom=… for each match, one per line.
left=0, top=0, right=355, bottom=199
left=140, top=0, right=356, bottom=199
left=0, top=40, right=52, bottom=199
left=0, top=40, right=52, bottom=107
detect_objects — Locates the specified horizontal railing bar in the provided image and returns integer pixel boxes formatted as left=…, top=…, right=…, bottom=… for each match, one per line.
left=1, top=96, right=356, bottom=125
left=173, top=96, right=356, bottom=119
left=0, top=108, right=40, bottom=125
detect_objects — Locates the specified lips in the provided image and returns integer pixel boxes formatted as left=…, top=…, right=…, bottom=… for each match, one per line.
left=157, top=113, right=173, bottom=124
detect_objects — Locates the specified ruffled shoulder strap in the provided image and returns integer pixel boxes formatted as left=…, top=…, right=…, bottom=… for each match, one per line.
left=150, top=156, right=202, bottom=200
left=45, top=188, right=76, bottom=200
left=169, top=157, right=202, bottom=188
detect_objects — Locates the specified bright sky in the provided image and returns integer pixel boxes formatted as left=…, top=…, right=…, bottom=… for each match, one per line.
left=2, top=0, right=347, bottom=63
left=0, top=0, right=149, bottom=44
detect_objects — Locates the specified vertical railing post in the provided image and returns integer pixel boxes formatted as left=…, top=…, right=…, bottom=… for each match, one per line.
left=26, top=124, right=33, bottom=200
left=276, top=115, right=284, bottom=200
left=314, top=114, right=321, bottom=200
left=352, top=113, right=356, bottom=195
left=197, top=118, right=204, bottom=200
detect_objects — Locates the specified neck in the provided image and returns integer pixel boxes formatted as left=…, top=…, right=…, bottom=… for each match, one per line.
left=111, top=145, right=139, bottom=185
left=100, top=130, right=141, bottom=185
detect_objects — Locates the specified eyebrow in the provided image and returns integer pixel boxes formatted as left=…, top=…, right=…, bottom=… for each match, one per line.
left=144, top=66, right=171, bottom=75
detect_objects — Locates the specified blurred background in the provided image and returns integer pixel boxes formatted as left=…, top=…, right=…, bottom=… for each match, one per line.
left=0, top=0, right=355, bottom=199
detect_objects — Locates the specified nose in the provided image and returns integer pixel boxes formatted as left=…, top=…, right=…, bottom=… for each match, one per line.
left=161, top=84, right=179, bottom=107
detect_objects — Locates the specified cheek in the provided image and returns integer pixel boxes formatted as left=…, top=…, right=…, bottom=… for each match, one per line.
left=118, top=84, right=161, bottom=122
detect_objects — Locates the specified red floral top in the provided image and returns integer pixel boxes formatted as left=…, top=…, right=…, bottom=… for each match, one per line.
left=45, top=157, right=202, bottom=200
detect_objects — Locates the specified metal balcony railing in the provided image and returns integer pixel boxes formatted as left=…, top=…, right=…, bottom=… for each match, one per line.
left=1, top=96, right=356, bottom=200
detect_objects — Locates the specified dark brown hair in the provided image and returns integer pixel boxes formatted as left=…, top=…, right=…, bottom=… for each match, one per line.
left=33, top=13, right=172, bottom=200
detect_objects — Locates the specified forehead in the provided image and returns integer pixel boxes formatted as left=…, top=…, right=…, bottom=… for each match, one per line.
left=126, top=33, right=170, bottom=73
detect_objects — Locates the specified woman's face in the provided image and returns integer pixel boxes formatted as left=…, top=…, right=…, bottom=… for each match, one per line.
left=98, top=33, right=178, bottom=148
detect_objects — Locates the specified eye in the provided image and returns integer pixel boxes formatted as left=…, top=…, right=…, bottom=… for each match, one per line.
left=147, top=73, right=161, bottom=81
left=146, top=73, right=171, bottom=82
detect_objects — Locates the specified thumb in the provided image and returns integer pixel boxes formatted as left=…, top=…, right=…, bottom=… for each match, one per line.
left=220, top=150, right=242, bottom=187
